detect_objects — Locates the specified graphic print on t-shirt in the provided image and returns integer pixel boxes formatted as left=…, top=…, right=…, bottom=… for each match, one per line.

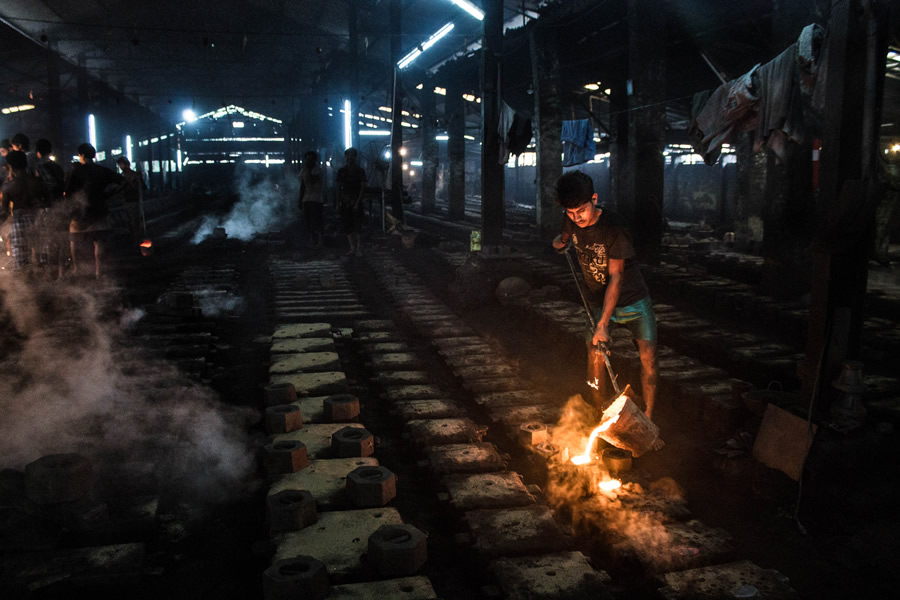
left=572, top=232, right=608, bottom=286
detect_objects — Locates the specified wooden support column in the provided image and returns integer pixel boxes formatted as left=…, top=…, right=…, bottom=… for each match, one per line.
left=759, top=3, right=817, bottom=299
left=481, top=0, right=505, bottom=248
left=805, top=0, right=888, bottom=404
left=608, top=80, right=629, bottom=213
left=626, top=0, right=666, bottom=264
left=46, top=42, right=64, bottom=156
left=421, top=77, right=438, bottom=214
left=447, top=78, right=466, bottom=221
left=76, top=53, right=89, bottom=144
left=349, top=0, right=360, bottom=150
left=147, top=138, right=156, bottom=195
left=389, top=0, right=405, bottom=221
left=164, top=134, right=170, bottom=192
left=529, top=25, right=563, bottom=238
left=733, top=133, right=767, bottom=250
left=285, top=129, right=294, bottom=182
left=760, top=141, right=814, bottom=299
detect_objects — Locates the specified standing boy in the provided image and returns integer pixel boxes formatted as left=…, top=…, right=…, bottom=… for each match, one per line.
left=551, top=171, right=660, bottom=428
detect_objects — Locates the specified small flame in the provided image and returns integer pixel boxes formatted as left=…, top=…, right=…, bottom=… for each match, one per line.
left=598, top=479, right=622, bottom=491
left=587, top=378, right=600, bottom=390
left=140, top=239, right=153, bottom=248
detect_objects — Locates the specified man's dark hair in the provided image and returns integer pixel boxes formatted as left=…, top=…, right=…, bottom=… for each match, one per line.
left=6, top=150, right=27, bottom=170
left=0, top=139, right=11, bottom=151
left=117, top=156, right=130, bottom=168
left=35, top=138, right=52, bottom=155
left=11, top=133, right=29, bottom=151
left=344, top=147, right=358, bottom=159
left=555, top=171, right=594, bottom=209
left=77, top=143, right=96, bottom=160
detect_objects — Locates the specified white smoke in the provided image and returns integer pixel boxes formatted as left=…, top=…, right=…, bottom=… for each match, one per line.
left=0, top=277, right=258, bottom=502
left=192, top=165, right=298, bottom=243
left=193, top=288, right=244, bottom=316
left=546, top=395, right=691, bottom=572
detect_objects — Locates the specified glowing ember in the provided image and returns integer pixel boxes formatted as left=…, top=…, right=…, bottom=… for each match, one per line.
left=140, top=239, right=153, bottom=248
left=570, top=394, right=629, bottom=466
left=587, top=378, right=600, bottom=390
left=598, top=479, right=622, bottom=491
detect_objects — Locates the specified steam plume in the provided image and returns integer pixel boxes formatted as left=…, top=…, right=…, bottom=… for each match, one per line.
left=0, top=277, right=257, bottom=503
left=193, top=165, right=298, bottom=243
left=546, top=395, right=691, bottom=571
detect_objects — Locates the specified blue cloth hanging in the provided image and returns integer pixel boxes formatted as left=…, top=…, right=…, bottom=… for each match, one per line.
left=561, top=119, right=595, bottom=167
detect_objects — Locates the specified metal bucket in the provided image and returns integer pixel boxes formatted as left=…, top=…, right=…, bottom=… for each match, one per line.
left=596, top=393, right=660, bottom=458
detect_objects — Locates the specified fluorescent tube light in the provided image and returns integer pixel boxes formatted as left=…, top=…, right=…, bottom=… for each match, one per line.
left=343, top=99, right=352, bottom=149
left=449, top=0, right=484, bottom=20
left=398, top=23, right=455, bottom=69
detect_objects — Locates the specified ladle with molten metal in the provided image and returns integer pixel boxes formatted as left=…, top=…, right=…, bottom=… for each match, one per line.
left=139, top=198, right=153, bottom=256
left=561, top=240, right=660, bottom=459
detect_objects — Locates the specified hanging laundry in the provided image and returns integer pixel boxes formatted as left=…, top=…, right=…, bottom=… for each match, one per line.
left=498, top=101, right=516, bottom=164
left=753, top=45, right=805, bottom=162
left=689, top=22, right=828, bottom=165
left=561, top=119, right=596, bottom=167
left=689, top=66, right=759, bottom=165
left=506, top=114, right=532, bottom=157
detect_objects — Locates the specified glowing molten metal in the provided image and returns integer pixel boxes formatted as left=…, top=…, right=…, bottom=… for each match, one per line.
left=598, top=479, right=622, bottom=491
left=570, top=395, right=628, bottom=465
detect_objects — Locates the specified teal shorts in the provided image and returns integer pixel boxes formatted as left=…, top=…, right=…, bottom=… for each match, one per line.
left=587, top=296, right=657, bottom=343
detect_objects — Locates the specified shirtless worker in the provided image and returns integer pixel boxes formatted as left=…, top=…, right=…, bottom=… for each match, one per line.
left=551, top=171, right=662, bottom=445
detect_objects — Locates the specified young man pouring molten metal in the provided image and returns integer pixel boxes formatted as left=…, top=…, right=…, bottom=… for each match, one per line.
left=551, top=171, right=663, bottom=449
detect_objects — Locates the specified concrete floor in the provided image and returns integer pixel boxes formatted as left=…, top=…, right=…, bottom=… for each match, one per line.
left=0, top=202, right=898, bottom=599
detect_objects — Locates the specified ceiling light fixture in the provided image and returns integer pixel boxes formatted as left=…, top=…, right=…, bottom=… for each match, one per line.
left=1, top=104, right=35, bottom=115
left=343, top=99, right=352, bottom=149
left=88, top=114, right=97, bottom=149
left=448, top=0, right=485, bottom=20
left=398, top=23, right=455, bottom=70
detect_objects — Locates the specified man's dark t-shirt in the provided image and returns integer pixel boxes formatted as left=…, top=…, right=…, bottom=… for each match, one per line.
left=37, top=159, right=66, bottom=201
left=1, top=173, right=49, bottom=212
left=63, top=163, right=124, bottom=224
left=336, top=165, right=367, bottom=208
left=561, top=209, right=649, bottom=308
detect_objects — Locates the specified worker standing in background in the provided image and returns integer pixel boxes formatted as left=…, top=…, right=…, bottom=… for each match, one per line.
left=34, top=139, right=67, bottom=278
left=64, top=143, right=124, bottom=279
left=117, top=156, right=146, bottom=249
left=551, top=171, right=661, bottom=440
left=1, top=150, right=49, bottom=273
left=299, top=151, right=325, bottom=249
left=336, top=147, right=367, bottom=257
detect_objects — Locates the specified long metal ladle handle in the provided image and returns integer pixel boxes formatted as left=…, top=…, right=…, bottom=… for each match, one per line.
left=599, top=342, right=622, bottom=396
